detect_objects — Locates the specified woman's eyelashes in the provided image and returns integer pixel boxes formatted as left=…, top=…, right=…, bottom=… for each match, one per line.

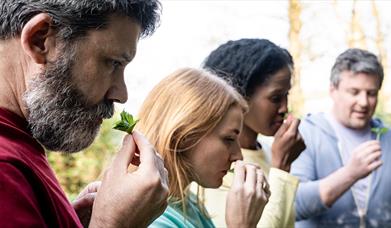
left=270, top=92, right=289, bottom=104
left=223, top=136, right=237, bottom=146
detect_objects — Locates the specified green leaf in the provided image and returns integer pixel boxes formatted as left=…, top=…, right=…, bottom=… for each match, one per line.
left=379, top=127, right=388, bottom=134
left=113, top=110, right=139, bottom=134
left=371, top=127, right=388, bottom=140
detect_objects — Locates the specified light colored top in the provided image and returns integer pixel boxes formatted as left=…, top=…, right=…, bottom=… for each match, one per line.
left=325, top=112, right=372, bottom=213
left=204, top=147, right=299, bottom=227
left=149, top=194, right=214, bottom=228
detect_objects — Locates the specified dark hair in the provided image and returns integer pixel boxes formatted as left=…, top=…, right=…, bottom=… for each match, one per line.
left=203, top=38, right=293, bottom=98
left=331, top=48, right=384, bottom=88
left=0, top=0, right=161, bottom=41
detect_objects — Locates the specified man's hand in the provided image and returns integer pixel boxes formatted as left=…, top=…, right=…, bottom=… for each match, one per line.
left=320, top=140, right=382, bottom=207
left=226, top=161, right=271, bottom=228
left=345, top=140, right=382, bottom=181
left=73, top=181, right=101, bottom=227
left=271, top=115, right=306, bottom=172
left=89, top=131, right=169, bottom=228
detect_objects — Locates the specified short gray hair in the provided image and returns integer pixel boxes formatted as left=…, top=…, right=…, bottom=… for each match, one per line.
left=0, top=0, right=161, bottom=41
left=330, top=48, right=384, bottom=88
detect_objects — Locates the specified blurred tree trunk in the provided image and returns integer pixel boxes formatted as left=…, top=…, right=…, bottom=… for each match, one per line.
left=288, top=0, right=304, bottom=116
left=372, top=0, right=387, bottom=67
left=372, top=0, right=391, bottom=118
left=347, top=0, right=367, bottom=49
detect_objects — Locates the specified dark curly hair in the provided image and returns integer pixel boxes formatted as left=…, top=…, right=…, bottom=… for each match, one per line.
left=0, top=0, right=161, bottom=41
left=203, top=38, right=294, bottom=98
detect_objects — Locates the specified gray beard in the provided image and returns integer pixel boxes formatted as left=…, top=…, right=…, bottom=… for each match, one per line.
left=23, top=47, right=114, bottom=153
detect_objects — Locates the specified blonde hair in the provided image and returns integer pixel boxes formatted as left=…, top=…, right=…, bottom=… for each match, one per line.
left=136, top=67, right=247, bottom=205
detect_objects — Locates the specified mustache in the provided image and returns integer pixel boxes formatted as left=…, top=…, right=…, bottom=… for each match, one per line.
left=90, top=99, right=114, bottom=119
left=50, top=78, right=115, bottom=120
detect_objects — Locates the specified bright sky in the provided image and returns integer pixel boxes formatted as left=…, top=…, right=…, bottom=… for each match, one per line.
left=122, top=0, right=391, bottom=116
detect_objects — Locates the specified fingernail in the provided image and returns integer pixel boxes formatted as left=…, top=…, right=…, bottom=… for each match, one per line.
left=287, top=114, right=293, bottom=121
left=123, top=134, right=131, bottom=144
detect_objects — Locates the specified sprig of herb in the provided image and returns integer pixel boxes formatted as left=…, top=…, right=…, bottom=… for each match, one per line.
left=113, top=110, right=139, bottom=134
left=371, top=127, right=388, bottom=140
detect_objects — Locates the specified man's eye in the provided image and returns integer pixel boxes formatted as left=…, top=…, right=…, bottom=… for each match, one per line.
left=368, top=90, right=378, bottom=97
left=112, top=60, right=122, bottom=69
left=347, top=89, right=358, bottom=95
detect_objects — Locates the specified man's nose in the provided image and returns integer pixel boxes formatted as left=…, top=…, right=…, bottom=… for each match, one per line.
left=106, top=75, right=128, bottom=104
left=357, top=92, right=369, bottom=107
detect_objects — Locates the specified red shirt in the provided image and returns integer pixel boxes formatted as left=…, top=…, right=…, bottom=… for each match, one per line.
left=0, top=108, right=82, bottom=228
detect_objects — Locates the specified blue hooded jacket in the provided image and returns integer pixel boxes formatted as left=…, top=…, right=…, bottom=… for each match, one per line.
left=292, top=112, right=391, bottom=228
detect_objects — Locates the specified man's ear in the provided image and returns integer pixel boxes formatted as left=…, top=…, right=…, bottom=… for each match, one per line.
left=329, top=83, right=337, bottom=98
left=21, top=13, right=56, bottom=64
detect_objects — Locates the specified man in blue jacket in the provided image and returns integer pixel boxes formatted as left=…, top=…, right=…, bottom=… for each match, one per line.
left=292, top=48, right=391, bottom=227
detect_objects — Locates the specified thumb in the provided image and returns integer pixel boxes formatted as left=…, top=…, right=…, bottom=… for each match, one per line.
left=275, top=120, right=290, bottom=138
left=77, top=181, right=101, bottom=198
left=111, top=134, right=136, bottom=174
left=132, top=131, right=158, bottom=169
left=72, top=192, right=96, bottom=210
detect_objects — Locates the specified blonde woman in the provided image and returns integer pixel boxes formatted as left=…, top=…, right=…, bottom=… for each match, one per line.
left=136, top=68, right=270, bottom=228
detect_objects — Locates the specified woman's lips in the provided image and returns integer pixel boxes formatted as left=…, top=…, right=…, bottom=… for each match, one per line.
left=273, top=119, right=284, bottom=128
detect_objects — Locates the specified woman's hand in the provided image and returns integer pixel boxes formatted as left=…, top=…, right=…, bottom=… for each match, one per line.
left=271, top=115, right=306, bottom=172
left=225, top=161, right=271, bottom=228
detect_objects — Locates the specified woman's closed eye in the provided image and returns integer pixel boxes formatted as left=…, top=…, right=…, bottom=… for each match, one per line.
left=223, top=137, right=236, bottom=146
left=270, top=95, right=282, bottom=103
left=270, top=92, right=288, bottom=104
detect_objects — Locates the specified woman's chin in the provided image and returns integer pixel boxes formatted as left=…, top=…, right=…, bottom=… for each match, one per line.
left=201, top=179, right=223, bottom=189
left=260, top=130, right=276, bottom=137
left=266, top=125, right=281, bottom=136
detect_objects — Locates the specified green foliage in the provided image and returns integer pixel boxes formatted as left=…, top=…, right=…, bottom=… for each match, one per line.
left=47, top=113, right=125, bottom=200
left=113, top=110, right=138, bottom=134
left=373, top=98, right=391, bottom=141
left=371, top=126, right=388, bottom=140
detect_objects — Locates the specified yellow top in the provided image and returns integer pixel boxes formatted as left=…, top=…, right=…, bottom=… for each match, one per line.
left=203, top=147, right=299, bottom=227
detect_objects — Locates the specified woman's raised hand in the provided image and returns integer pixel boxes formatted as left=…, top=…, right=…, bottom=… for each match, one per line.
left=226, top=161, right=271, bottom=228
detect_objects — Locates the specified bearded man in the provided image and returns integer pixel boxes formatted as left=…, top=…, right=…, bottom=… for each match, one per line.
left=0, top=1, right=168, bottom=227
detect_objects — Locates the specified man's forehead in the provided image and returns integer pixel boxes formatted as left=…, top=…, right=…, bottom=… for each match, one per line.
left=73, top=15, right=140, bottom=55
left=337, top=71, right=381, bottom=89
